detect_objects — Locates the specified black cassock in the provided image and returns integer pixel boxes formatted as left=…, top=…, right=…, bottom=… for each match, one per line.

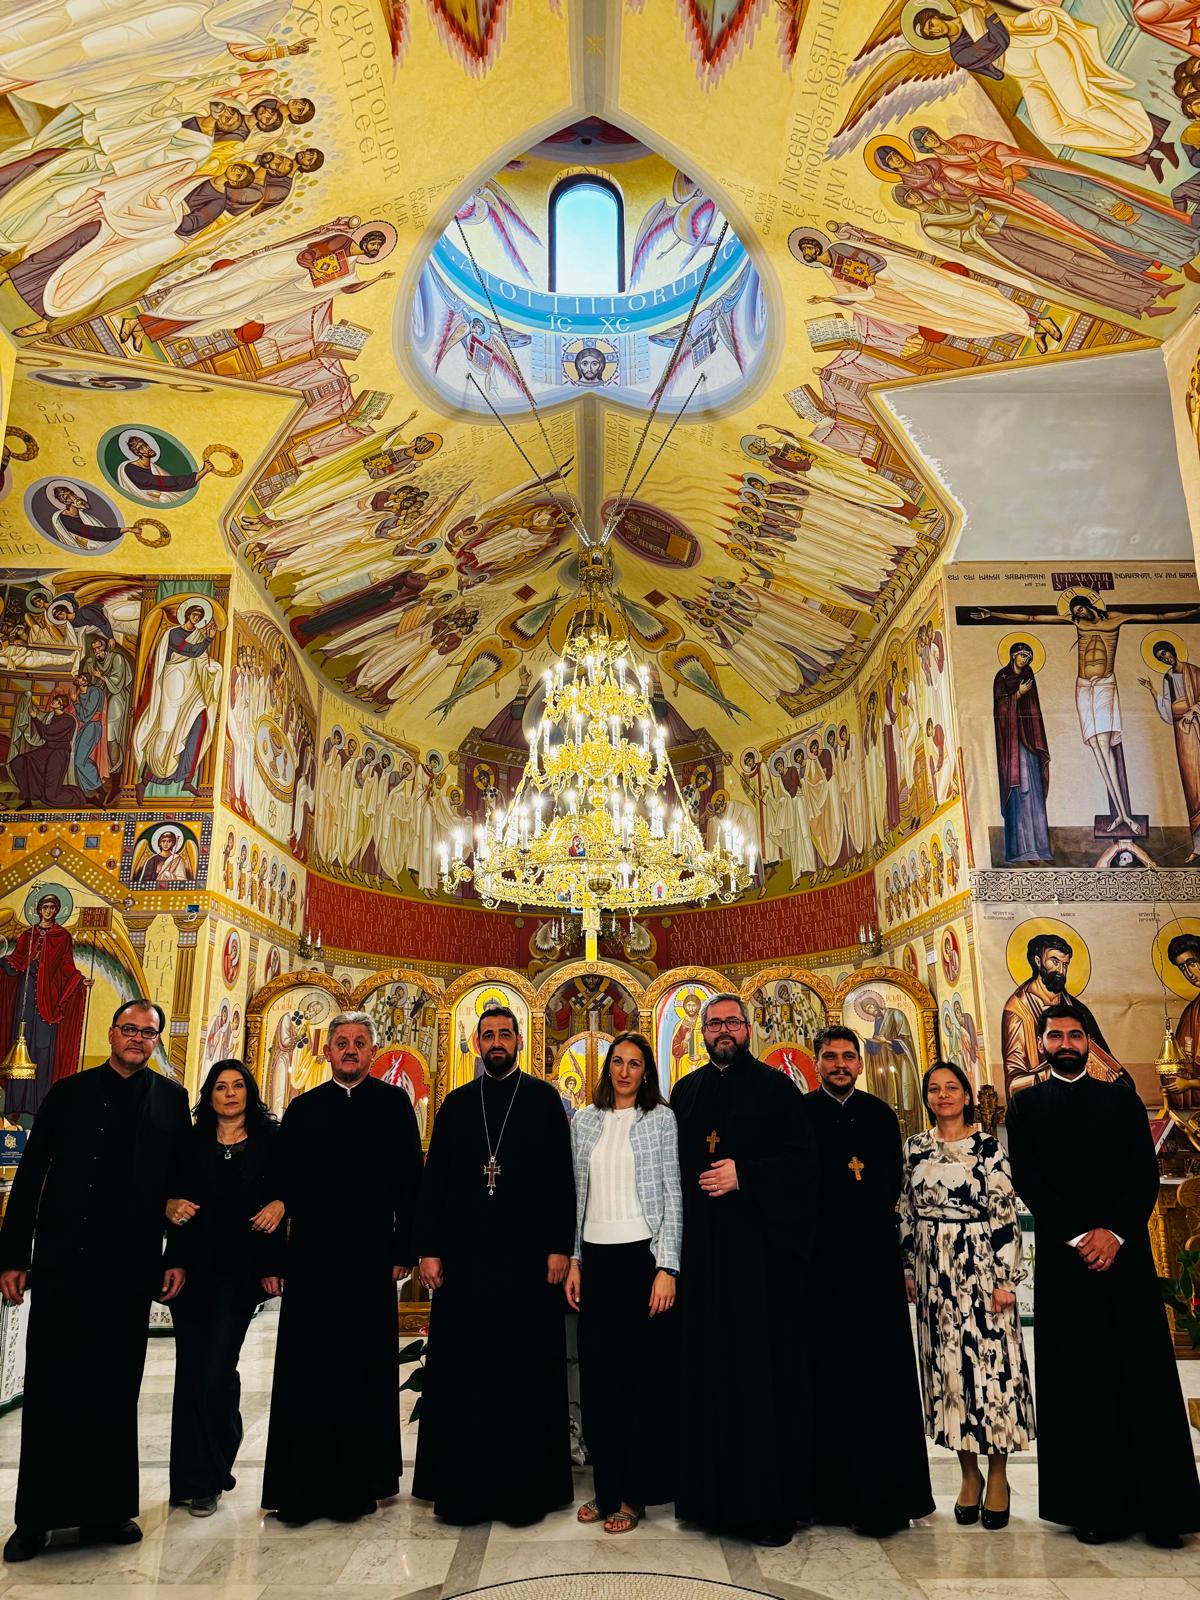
left=670, top=1050, right=815, bottom=1541
left=1006, top=1075, right=1200, bottom=1535
left=0, top=1065, right=190, bottom=1531
left=261, top=1076, right=422, bottom=1518
left=413, top=1070, right=575, bottom=1524
left=798, top=1088, right=933, bottom=1531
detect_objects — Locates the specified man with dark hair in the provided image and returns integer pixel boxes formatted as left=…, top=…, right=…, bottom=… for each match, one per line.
left=0, top=999, right=188, bottom=1561
left=799, top=1025, right=933, bottom=1535
left=671, top=992, right=814, bottom=1545
left=1001, top=933, right=1124, bottom=1096
left=415, top=1002, right=575, bottom=1524
left=1006, top=1004, right=1200, bottom=1546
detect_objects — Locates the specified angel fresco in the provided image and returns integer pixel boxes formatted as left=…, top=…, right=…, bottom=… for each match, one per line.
left=122, top=220, right=395, bottom=351
left=129, top=822, right=200, bottom=887
left=831, top=0, right=1175, bottom=179
left=433, top=307, right=532, bottom=395
left=630, top=173, right=723, bottom=286
left=453, top=181, right=542, bottom=281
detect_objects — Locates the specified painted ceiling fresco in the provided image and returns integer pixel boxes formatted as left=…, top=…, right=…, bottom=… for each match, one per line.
left=0, top=0, right=1192, bottom=767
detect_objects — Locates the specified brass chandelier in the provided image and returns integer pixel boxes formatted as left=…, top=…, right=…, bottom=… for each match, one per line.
left=440, top=576, right=755, bottom=958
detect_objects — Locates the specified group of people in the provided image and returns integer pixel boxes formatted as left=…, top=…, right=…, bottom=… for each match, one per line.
left=0, top=991, right=1198, bottom=1564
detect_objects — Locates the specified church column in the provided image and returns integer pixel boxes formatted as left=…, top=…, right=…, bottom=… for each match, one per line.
left=170, top=917, right=200, bottom=1081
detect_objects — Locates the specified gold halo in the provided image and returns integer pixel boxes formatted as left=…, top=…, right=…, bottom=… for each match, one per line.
left=1005, top=917, right=1091, bottom=992
left=203, top=443, right=243, bottom=477
left=900, top=0, right=955, bottom=49
left=169, top=382, right=212, bottom=393
left=132, top=518, right=171, bottom=547
left=1141, top=629, right=1190, bottom=672
left=996, top=631, right=1045, bottom=672
left=864, top=133, right=915, bottom=181
left=1056, top=585, right=1103, bottom=619
left=1153, top=916, right=1200, bottom=997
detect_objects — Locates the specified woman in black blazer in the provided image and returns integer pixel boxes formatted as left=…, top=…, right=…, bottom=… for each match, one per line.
left=165, top=1059, right=284, bottom=1516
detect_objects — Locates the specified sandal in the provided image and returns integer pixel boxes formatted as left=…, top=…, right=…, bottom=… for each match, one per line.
left=604, top=1508, right=642, bottom=1534
left=577, top=1500, right=602, bottom=1524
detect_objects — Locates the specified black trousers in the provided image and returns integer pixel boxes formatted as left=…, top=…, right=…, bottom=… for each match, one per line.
left=169, top=1275, right=259, bottom=1502
left=578, top=1241, right=677, bottom=1515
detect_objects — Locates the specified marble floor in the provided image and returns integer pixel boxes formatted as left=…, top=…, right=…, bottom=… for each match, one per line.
left=0, top=1306, right=1198, bottom=1599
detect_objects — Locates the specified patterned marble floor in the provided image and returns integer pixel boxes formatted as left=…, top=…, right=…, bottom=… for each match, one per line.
left=0, top=1305, right=1196, bottom=1599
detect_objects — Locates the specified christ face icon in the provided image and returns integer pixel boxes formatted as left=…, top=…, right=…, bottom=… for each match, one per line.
left=574, top=347, right=606, bottom=383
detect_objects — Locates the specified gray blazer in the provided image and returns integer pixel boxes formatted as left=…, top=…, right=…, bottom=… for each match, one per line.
left=570, top=1102, right=682, bottom=1272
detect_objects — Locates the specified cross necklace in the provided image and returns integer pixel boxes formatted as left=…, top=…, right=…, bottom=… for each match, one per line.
left=481, top=1069, right=522, bottom=1195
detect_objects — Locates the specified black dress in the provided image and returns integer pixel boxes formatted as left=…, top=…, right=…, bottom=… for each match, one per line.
left=0, top=1064, right=189, bottom=1532
left=670, top=1050, right=815, bottom=1542
left=1006, top=1074, right=1200, bottom=1536
left=413, top=1070, right=576, bottom=1524
left=261, top=1076, right=423, bottom=1519
left=165, top=1123, right=281, bottom=1503
left=799, top=1088, right=934, bottom=1532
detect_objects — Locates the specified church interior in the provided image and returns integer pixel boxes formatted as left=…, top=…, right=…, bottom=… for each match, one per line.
left=4, top=0, right=1200, bottom=1592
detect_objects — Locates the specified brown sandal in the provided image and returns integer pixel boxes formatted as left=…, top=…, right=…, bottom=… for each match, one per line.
left=604, top=1508, right=642, bottom=1534
left=577, top=1499, right=602, bottom=1523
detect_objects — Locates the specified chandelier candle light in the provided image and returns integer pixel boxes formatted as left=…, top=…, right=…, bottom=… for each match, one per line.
left=440, top=627, right=755, bottom=959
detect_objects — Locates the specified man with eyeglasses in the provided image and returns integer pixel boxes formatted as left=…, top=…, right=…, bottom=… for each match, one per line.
left=670, top=991, right=814, bottom=1546
left=0, top=999, right=190, bottom=1562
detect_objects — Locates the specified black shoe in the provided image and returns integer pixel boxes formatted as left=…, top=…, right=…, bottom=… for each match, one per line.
left=330, top=1501, right=376, bottom=1523
left=954, top=1485, right=984, bottom=1525
left=3, top=1527, right=47, bottom=1563
left=273, top=1508, right=315, bottom=1527
left=188, top=1495, right=220, bottom=1518
left=80, top=1521, right=141, bottom=1547
left=1075, top=1528, right=1127, bottom=1545
left=752, top=1527, right=793, bottom=1546
left=1147, top=1531, right=1184, bottom=1548
left=981, top=1491, right=1010, bottom=1531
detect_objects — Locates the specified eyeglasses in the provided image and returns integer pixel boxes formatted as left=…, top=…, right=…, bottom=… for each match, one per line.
left=116, top=1024, right=160, bottom=1041
left=703, top=1017, right=748, bottom=1033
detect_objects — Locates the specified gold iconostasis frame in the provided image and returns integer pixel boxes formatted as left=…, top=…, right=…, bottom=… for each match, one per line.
left=244, top=958, right=938, bottom=1119
left=244, top=958, right=938, bottom=1329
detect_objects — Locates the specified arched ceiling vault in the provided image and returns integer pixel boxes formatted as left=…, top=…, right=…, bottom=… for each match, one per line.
left=0, top=0, right=1194, bottom=757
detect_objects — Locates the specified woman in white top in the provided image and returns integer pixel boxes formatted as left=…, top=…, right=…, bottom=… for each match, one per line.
left=566, top=1032, right=682, bottom=1534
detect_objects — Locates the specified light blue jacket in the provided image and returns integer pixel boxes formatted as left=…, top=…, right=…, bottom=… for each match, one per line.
left=570, top=1102, right=682, bottom=1272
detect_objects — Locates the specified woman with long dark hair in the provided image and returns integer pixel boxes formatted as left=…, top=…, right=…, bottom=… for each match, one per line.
left=900, top=1060, right=1034, bottom=1532
left=164, top=1058, right=284, bottom=1516
left=565, top=1032, right=681, bottom=1533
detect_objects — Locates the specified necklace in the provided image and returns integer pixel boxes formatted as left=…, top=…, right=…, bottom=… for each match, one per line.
left=480, top=1071, right=521, bottom=1196
left=218, top=1128, right=247, bottom=1161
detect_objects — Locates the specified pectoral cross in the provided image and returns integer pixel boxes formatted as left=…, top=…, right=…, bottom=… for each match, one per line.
left=706, top=1130, right=721, bottom=1154
left=484, top=1156, right=501, bottom=1195
left=847, top=1156, right=864, bottom=1182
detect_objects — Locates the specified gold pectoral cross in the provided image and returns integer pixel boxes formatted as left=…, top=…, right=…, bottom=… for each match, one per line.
left=484, top=1156, right=501, bottom=1195
left=706, top=1130, right=721, bottom=1155
left=847, top=1156, right=864, bottom=1182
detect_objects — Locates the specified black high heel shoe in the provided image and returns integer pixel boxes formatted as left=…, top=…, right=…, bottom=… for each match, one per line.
left=954, top=1484, right=984, bottom=1525
left=982, top=1490, right=1011, bottom=1531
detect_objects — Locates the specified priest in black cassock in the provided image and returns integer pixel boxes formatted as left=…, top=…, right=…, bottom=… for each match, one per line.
left=414, top=1002, right=575, bottom=1525
left=798, top=1026, right=933, bottom=1536
left=1006, top=1001, right=1200, bottom=1546
left=670, top=991, right=814, bottom=1546
left=0, top=999, right=190, bottom=1563
left=261, top=1009, right=422, bottom=1524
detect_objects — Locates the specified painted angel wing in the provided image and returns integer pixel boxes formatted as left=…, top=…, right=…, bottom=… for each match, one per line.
left=828, top=46, right=964, bottom=158
left=660, top=643, right=748, bottom=722
left=483, top=337, right=529, bottom=394
left=480, top=181, right=540, bottom=245
left=477, top=184, right=538, bottom=282
left=433, top=307, right=469, bottom=371
left=432, top=636, right=518, bottom=721
left=630, top=199, right=675, bottom=286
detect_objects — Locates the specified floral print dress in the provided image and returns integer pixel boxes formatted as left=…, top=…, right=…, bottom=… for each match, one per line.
left=899, top=1130, right=1035, bottom=1453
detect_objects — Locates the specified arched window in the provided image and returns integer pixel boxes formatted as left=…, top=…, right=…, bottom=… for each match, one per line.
left=549, top=177, right=625, bottom=294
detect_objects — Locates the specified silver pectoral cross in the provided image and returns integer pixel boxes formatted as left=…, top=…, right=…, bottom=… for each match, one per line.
left=484, top=1156, right=501, bottom=1195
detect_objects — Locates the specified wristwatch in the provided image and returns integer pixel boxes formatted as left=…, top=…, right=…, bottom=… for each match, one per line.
left=662, top=1268, right=679, bottom=1278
